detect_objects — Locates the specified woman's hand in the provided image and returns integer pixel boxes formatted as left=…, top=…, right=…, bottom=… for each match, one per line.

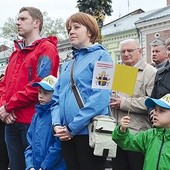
left=54, top=126, right=73, bottom=141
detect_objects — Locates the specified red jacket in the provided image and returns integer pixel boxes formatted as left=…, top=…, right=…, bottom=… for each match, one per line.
left=0, top=36, right=59, bottom=124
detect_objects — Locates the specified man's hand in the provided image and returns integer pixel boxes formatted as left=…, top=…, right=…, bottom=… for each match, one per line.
left=54, top=125, right=73, bottom=141
left=4, top=112, right=17, bottom=124
left=0, top=105, right=10, bottom=121
left=110, top=92, right=123, bottom=109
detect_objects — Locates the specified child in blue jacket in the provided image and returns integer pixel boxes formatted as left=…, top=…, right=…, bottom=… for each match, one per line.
left=25, top=75, right=66, bottom=170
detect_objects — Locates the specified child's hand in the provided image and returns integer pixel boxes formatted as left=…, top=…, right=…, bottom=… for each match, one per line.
left=120, top=116, right=130, bottom=132
left=149, top=109, right=154, bottom=124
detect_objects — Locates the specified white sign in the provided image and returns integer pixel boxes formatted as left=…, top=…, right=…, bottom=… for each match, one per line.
left=92, top=61, right=114, bottom=89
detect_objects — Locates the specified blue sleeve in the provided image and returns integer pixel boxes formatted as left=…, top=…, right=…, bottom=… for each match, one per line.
left=25, top=115, right=36, bottom=170
left=68, top=50, right=113, bottom=135
left=51, top=79, right=61, bottom=125
left=69, top=89, right=112, bottom=135
left=37, top=56, right=52, bottom=78
left=41, top=137, right=65, bottom=169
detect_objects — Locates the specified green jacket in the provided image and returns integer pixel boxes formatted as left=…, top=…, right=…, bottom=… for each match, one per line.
left=112, top=126, right=170, bottom=170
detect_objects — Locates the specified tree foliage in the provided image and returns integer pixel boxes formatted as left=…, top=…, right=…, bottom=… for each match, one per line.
left=77, top=0, right=113, bottom=28
left=1, top=17, right=18, bottom=41
left=42, top=12, right=67, bottom=40
left=0, top=12, right=67, bottom=41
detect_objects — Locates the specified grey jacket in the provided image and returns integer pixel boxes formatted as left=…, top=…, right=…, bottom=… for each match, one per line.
left=112, top=59, right=157, bottom=133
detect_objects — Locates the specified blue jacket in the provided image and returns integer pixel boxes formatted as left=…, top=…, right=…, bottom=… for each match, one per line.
left=51, top=43, right=113, bottom=136
left=25, top=101, right=66, bottom=170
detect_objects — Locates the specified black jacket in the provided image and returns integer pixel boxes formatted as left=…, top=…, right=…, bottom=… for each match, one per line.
left=151, top=60, right=170, bottom=99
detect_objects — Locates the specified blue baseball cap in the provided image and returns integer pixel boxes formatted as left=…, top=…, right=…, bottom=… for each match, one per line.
left=32, top=75, right=58, bottom=91
left=145, top=94, right=170, bottom=109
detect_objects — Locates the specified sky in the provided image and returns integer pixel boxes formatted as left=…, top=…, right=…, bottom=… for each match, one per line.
left=0, top=0, right=167, bottom=27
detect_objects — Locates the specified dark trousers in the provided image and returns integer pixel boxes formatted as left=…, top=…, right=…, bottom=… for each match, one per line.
left=112, top=146, right=144, bottom=170
left=0, top=121, right=9, bottom=170
left=61, top=135, right=106, bottom=170
left=5, top=123, right=29, bottom=170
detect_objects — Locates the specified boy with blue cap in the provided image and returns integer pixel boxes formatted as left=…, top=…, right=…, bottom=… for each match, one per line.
left=25, top=75, right=66, bottom=170
left=112, top=94, right=170, bottom=170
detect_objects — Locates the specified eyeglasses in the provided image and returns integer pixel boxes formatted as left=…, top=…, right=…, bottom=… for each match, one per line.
left=120, top=48, right=139, bottom=54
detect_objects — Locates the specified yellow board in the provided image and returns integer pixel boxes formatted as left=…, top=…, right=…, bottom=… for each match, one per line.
left=112, top=64, right=138, bottom=96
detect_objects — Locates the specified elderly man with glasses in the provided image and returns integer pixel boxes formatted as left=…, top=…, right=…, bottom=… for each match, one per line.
left=110, top=38, right=156, bottom=170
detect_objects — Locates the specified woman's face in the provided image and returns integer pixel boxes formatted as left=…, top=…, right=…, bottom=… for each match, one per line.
left=67, top=21, right=92, bottom=49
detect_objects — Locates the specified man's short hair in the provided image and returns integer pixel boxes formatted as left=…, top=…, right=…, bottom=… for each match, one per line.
left=19, top=7, right=43, bottom=32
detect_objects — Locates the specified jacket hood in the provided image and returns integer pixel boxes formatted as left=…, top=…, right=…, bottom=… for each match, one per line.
left=72, top=43, right=106, bottom=57
left=35, top=100, right=55, bottom=117
left=14, top=36, right=58, bottom=51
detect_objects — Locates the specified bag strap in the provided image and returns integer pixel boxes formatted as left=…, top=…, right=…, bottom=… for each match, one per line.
left=71, top=60, right=84, bottom=109
left=71, top=59, right=113, bottom=117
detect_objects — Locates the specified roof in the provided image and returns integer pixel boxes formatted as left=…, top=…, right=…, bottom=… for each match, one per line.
left=101, top=6, right=170, bottom=36
left=136, top=6, right=170, bottom=24
left=102, top=9, right=149, bottom=35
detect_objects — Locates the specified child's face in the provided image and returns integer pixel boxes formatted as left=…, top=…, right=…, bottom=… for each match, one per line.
left=38, top=87, right=53, bottom=105
left=152, top=105, right=170, bottom=128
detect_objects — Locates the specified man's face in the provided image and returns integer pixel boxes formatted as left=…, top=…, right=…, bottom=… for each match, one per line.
left=151, top=45, right=167, bottom=65
left=16, top=11, right=37, bottom=38
left=119, top=41, right=141, bottom=66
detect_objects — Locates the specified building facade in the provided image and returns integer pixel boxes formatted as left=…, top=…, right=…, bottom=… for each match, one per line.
left=0, top=3, right=170, bottom=72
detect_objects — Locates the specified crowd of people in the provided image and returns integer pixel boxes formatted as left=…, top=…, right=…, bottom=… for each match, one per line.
left=0, top=5, right=170, bottom=170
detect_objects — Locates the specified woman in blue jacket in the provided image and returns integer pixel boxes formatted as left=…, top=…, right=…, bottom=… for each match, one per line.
left=52, top=12, right=113, bottom=170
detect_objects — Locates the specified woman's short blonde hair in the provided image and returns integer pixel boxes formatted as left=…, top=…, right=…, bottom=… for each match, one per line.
left=66, top=12, right=100, bottom=44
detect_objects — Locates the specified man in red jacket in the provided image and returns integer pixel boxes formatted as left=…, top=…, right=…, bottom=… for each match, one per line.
left=0, top=7, right=59, bottom=170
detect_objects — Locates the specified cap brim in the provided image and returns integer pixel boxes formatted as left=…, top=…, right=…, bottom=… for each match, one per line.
left=145, top=98, right=170, bottom=109
left=32, top=82, right=53, bottom=91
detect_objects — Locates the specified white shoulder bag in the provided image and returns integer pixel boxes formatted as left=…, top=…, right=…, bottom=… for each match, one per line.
left=70, top=60, right=117, bottom=158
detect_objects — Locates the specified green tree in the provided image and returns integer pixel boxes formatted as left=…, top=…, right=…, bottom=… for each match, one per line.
left=0, top=12, right=67, bottom=41
left=77, top=0, right=113, bottom=28
left=0, top=17, right=18, bottom=41
left=42, top=12, right=67, bottom=40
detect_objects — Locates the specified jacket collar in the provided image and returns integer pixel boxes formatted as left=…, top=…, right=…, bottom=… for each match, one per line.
left=134, top=58, right=147, bottom=71
left=14, top=36, right=57, bottom=51
left=157, top=60, right=170, bottom=75
left=35, top=100, right=55, bottom=116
